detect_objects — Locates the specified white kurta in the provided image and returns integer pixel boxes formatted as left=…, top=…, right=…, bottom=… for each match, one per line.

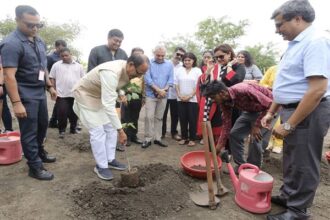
left=73, top=69, right=122, bottom=130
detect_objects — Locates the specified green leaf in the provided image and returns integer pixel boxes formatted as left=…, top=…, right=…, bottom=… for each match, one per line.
left=131, top=93, right=139, bottom=100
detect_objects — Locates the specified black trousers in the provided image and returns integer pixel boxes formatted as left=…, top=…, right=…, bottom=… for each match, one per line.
left=162, top=99, right=179, bottom=136
left=121, top=98, right=142, bottom=139
left=18, top=98, right=48, bottom=170
left=56, top=97, right=78, bottom=133
left=2, top=91, right=13, bottom=131
left=49, top=102, right=58, bottom=123
left=178, top=101, right=198, bottom=140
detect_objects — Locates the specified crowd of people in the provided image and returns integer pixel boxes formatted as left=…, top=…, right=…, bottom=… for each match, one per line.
left=0, top=0, right=329, bottom=219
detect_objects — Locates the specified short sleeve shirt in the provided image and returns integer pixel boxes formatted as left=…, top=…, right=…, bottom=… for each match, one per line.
left=0, top=29, right=47, bottom=99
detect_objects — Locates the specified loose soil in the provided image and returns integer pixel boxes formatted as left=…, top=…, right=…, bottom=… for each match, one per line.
left=0, top=99, right=330, bottom=220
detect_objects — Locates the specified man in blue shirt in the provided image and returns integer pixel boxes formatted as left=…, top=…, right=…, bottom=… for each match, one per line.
left=262, top=0, right=330, bottom=219
left=0, top=5, right=57, bottom=180
left=142, top=45, right=174, bottom=148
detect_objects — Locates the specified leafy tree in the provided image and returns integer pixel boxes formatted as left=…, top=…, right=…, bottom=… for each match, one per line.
left=195, top=16, right=249, bottom=50
left=160, top=16, right=249, bottom=63
left=159, top=34, right=202, bottom=60
left=244, top=43, right=280, bottom=73
left=0, top=17, right=82, bottom=58
left=160, top=16, right=278, bottom=70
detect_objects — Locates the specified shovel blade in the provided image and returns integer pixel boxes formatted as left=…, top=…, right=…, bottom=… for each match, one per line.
left=189, top=191, right=220, bottom=209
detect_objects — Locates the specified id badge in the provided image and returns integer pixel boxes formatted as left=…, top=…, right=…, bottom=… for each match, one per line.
left=38, top=70, right=45, bottom=81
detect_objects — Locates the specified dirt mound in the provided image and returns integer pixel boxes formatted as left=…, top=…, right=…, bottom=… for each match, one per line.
left=70, top=163, right=197, bottom=220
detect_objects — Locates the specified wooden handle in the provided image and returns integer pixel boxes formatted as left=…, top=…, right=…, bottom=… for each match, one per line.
left=206, top=122, right=222, bottom=190
left=202, top=122, right=216, bottom=208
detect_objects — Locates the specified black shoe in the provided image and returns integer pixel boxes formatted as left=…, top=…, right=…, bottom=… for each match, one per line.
left=267, top=210, right=309, bottom=220
left=39, top=150, right=56, bottom=163
left=131, top=137, right=143, bottom=144
left=76, top=126, right=82, bottom=131
left=70, top=129, right=80, bottom=134
left=141, top=141, right=151, bottom=148
left=271, top=195, right=287, bottom=208
left=59, top=132, right=65, bottom=139
left=48, top=120, right=58, bottom=128
left=154, top=140, right=168, bottom=147
left=28, top=168, right=54, bottom=180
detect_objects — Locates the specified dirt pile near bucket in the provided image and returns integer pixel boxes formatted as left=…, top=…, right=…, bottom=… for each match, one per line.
left=70, top=163, right=197, bottom=220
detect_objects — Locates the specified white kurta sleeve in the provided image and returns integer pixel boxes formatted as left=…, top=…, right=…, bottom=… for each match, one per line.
left=99, top=69, right=122, bottom=130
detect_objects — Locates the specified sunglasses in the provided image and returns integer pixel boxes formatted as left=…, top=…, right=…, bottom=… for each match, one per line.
left=214, top=55, right=225, bottom=60
left=23, top=21, right=44, bottom=29
left=176, top=53, right=184, bottom=57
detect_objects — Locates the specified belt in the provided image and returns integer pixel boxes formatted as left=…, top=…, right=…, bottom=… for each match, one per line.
left=282, top=96, right=330, bottom=109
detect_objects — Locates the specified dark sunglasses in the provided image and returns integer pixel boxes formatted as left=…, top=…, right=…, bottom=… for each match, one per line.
left=176, top=53, right=184, bottom=57
left=23, top=21, right=44, bottom=29
left=214, top=55, right=225, bottom=60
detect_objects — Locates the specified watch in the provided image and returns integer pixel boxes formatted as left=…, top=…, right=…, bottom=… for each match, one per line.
left=283, top=122, right=295, bottom=132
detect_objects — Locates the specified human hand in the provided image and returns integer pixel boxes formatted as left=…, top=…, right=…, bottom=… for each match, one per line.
left=118, top=129, right=127, bottom=145
left=261, top=113, right=274, bottom=129
left=272, top=124, right=290, bottom=139
left=251, top=126, right=262, bottom=142
left=13, top=102, right=27, bottom=118
left=48, top=87, right=57, bottom=101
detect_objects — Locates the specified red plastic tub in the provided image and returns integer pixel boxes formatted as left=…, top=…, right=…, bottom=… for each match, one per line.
left=0, top=131, right=22, bottom=165
left=180, top=150, right=222, bottom=179
left=325, top=151, right=330, bottom=163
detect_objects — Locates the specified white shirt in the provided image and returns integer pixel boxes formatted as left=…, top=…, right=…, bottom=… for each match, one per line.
left=167, top=61, right=182, bottom=99
left=174, top=66, right=202, bottom=103
left=50, top=60, right=85, bottom=97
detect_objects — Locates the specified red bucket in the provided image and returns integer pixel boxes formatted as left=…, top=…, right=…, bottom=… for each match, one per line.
left=180, top=150, right=222, bottom=179
left=325, top=151, right=330, bottom=163
left=0, top=131, right=22, bottom=165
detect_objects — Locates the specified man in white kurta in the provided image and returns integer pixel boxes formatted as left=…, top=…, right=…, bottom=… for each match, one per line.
left=73, top=54, right=149, bottom=180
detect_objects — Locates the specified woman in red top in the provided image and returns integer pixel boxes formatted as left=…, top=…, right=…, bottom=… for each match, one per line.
left=196, top=44, right=246, bottom=145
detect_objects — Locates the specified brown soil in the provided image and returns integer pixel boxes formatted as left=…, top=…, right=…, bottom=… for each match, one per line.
left=0, top=100, right=330, bottom=220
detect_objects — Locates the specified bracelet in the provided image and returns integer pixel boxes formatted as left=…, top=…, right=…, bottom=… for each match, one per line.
left=12, top=100, right=21, bottom=104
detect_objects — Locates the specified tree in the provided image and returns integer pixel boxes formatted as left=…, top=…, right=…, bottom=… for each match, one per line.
left=159, top=34, right=202, bottom=60
left=0, top=17, right=82, bottom=58
left=160, top=16, right=249, bottom=62
left=195, top=16, right=249, bottom=50
left=244, top=43, right=280, bottom=73
left=160, top=16, right=278, bottom=70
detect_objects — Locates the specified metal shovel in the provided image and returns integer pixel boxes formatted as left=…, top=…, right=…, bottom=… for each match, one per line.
left=189, top=121, right=219, bottom=209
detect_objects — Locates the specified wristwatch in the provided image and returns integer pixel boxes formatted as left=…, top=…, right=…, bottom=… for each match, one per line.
left=283, top=122, right=295, bottom=133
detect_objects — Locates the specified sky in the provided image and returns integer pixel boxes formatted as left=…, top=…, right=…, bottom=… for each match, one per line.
left=1, top=0, right=329, bottom=62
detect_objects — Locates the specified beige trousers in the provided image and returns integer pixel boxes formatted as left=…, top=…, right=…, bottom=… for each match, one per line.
left=144, top=97, right=167, bottom=142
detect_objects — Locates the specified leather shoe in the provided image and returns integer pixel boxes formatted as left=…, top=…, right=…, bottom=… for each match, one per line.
left=271, top=195, right=287, bottom=208
left=39, top=150, right=56, bottom=163
left=131, top=137, right=143, bottom=144
left=141, top=141, right=151, bottom=148
left=154, top=140, right=168, bottom=147
left=29, top=168, right=54, bottom=180
left=267, top=210, right=309, bottom=220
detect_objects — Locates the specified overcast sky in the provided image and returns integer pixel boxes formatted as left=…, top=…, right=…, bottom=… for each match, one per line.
left=1, top=0, right=329, bottom=62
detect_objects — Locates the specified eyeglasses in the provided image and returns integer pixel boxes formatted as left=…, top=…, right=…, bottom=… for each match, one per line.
left=214, top=55, right=225, bottom=60
left=23, top=21, right=44, bottom=29
left=176, top=53, right=184, bottom=57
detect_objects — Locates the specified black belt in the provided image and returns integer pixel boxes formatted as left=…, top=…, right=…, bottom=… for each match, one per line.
left=282, top=96, right=330, bottom=109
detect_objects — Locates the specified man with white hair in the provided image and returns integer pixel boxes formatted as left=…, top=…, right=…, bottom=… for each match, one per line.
left=142, top=45, right=174, bottom=148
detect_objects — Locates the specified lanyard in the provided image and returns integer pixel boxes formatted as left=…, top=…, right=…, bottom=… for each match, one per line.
left=28, top=39, right=43, bottom=69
